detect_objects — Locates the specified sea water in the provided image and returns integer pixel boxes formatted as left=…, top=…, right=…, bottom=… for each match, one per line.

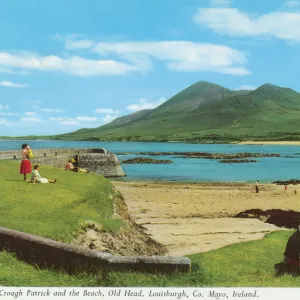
left=0, top=140, right=300, bottom=182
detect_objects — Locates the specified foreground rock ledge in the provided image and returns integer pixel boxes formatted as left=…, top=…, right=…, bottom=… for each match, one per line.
left=0, top=226, right=191, bottom=273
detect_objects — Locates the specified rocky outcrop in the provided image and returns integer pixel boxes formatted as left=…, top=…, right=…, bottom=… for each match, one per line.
left=122, top=158, right=173, bottom=164
left=272, top=179, right=300, bottom=185
left=219, top=159, right=258, bottom=164
left=236, top=209, right=300, bottom=229
left=117, top=151, right=281, bottom=160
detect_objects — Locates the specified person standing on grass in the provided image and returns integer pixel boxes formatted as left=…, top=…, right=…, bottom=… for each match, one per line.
left=255, top=180, right=259, bottom=193
left=31, top=165, right=56, bottom=184
left=285, top=185, right=288, bottom=191
left=20, top=143, right=31, bottom=181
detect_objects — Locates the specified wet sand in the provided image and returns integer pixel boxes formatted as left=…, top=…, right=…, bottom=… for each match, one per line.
left=112, top=181, right=299, bottom=256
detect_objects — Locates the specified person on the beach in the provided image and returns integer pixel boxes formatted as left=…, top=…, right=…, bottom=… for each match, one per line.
left=255, top=180, right=259, bottom=193
left=294, top=190, right=297, bottom=195
left=284, top=185, right=288, bottom=191
left=20, top=143, right=32, bottom=181
left=31, top=165, right=56, bottom=184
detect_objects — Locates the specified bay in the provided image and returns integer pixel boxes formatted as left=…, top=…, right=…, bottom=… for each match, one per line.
left=1, top=140, right=300, bottom=182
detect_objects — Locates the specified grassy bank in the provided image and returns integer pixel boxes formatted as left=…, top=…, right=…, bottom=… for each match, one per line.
left=0, top=160, right=120, bottom=241
left=0, top=160, right=298, bottom=286
left=0, top=230, right=298, bottom=286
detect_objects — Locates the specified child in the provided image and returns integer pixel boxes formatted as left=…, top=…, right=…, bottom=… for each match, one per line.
left=31, top=165, right=56, bottom=184
left=26, top=145, right=33, bottom=159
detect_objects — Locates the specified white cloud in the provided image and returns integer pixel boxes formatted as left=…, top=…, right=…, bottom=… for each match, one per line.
left=0, top=112, right=19, bottom=116
left=75, top=116, right=98, bottom=122
left=94, top=41, right=249, bottom=75
left=48, top=117, right=79, bottom=125
left=20, top=117, right=41, bottom=123
left=95, top=108, right=120, bottom=114
left=234, top=85, right=257, bottom=90
left=103, top=114, right=119, bottom=124
left=0, top=52, right=147, bottom=77
left=0, top=80, right=29, bottom=88
left=193, top=8, right=300, bottom=42
left=0, top=67, right=30, bottom=75
left=49, top=117, right=63, bottom=122
left=0, top=118, right=20, bottom=126
left=60, top=118, right=79, bottom=125
left=66, top=38, right=95, bottom=50
left=24, top=112, right=37, bottom=116
left=210, top=0, right=232, bottom=7
left=285, top=1, right=300, bottom=8
left=127, top=97, right=166, bottom=112
left=0, top=104, right=9, bottom=110
left=41, top=108, right=64, bottom=113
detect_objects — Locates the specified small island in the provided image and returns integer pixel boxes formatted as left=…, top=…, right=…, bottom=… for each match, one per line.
left=272, top=179, right=300, bottom=185
left=219, top=159, right=258, bottom=164
left=122, top=158, right=173, bottom=164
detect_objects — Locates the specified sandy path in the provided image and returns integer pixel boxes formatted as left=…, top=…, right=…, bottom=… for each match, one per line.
left=112, top=181, right=300, bottom=256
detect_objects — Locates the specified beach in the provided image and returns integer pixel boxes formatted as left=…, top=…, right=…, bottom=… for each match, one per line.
left=112, top=181, right=298, bottom=256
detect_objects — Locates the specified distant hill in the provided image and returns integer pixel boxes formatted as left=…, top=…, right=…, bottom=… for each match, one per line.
left=49, top=81, right=300, bottom=142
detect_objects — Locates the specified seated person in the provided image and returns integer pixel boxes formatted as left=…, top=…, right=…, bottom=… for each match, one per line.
left=66, top=160, right=75, bottom=171
left=65, top=159, right=89, bottom=173
left=31, top=165, right=56, bottom=184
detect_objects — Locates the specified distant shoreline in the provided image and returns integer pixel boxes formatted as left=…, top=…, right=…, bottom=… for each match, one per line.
left=2, top=138, right=300, bottom=146
left=238, top=141, right=300, bottom=145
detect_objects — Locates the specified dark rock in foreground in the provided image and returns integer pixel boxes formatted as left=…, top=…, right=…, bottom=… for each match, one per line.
left=219, top=159, right=258, bottom=164
left=122, top=158, right=173, bottom=164
left=236, top=209, right=300, bottom=229
left=272, top=179, right=300, bottom=185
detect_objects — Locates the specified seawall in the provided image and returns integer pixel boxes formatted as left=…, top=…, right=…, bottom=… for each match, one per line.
left=0, top=226, right=191, bottom=273
left=0, top=148, right=125, bottom=177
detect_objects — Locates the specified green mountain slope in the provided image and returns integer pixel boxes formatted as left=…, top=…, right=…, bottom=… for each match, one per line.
left=58, top=82, right=300, bottom=142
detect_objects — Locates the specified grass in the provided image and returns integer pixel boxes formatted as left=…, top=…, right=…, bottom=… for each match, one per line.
left=0, top=159, right=299, bottom=286
left=0, top=230, right=299, bottom=286
left=0, top=160, right=120, bottom=242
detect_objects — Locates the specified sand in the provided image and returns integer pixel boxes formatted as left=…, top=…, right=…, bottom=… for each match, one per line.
left=112, top=181, right=300, bottom=256
left=239, top=141, right=300, bottom=145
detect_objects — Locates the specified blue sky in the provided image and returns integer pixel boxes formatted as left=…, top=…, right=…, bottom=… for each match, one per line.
left=1, top=0, right=300, bottom=136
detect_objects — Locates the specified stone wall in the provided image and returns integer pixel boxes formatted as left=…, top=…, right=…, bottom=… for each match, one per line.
left=0, top=148, right=108, bottom=159
left=31, top=155, right=74, bottom=168
left=0, top=148, right=125, bottom=177
left=0, top=226, right=191, bottom=273
left=79, top=154, right=125, bottom=177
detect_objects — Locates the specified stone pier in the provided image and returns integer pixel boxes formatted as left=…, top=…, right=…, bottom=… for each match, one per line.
left=0, top=148, right=125, bottom=177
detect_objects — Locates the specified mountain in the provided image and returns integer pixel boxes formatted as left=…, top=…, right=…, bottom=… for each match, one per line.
left=59, top=81, right=300, bottom=142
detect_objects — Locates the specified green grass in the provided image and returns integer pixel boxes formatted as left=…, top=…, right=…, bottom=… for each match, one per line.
left=0, top=230, right=299, bottom=286
left=0, top=160, right=120, bottom=242
left=0, top=251, right=104, bottom=286
left=0, top=159, right=299, bottom=286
